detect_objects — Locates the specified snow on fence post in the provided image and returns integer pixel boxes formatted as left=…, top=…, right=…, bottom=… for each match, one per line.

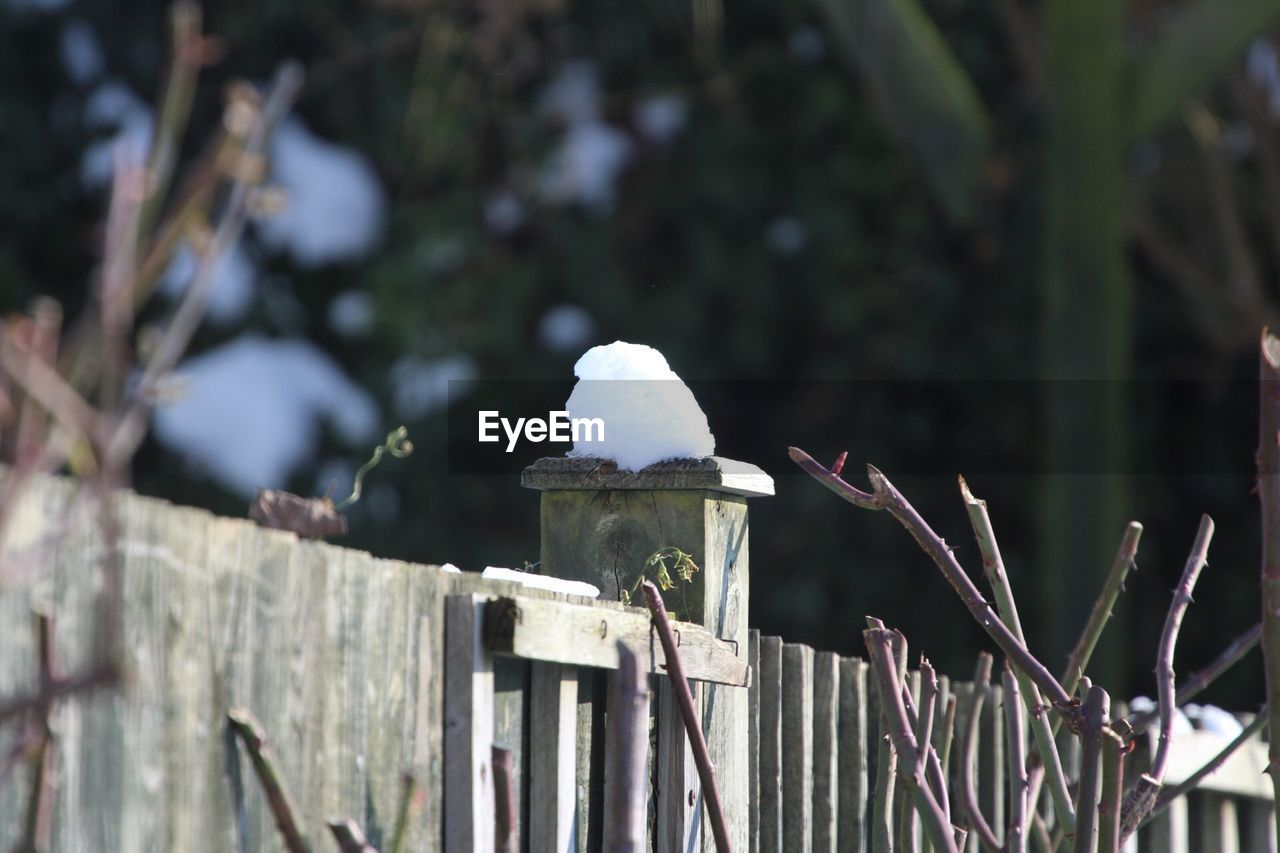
left=522, top=455, right=774, bottom=851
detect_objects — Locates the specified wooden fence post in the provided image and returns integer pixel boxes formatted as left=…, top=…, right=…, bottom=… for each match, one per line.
left=523, top=455, right=773, bottom=851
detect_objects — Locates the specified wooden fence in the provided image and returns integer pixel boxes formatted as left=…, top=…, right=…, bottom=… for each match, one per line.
left=0, top=471, right=1274, bottom=851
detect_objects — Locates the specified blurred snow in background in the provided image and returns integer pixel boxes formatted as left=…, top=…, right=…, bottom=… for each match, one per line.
left=159, top=243, right=257, bottom=326
left=390, top=355, right=477, bottom=421
left=539, top=62, right=632, bottom=211
left=154, top=335, right=378, bottom=496
left=536, top=304, right=595, bottom=352
left=258, top=118, right=386, bottom=265
left=80, top=82, right=152, bottom=187
left=60, top=19, right=104, bottom=84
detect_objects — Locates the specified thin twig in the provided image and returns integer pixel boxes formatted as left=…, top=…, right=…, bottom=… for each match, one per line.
left=1129, top=621, right=1261, bottom=732
left=105, top=61, right=304, bottom=470
left=1152, top=514, right=1214, bottom=782
left=790, top=449, right=1078, bottom=725
left=386, top=772, right=420, bottom=853
left=227, top=708, right=313, bottom=853
left=960, top=654, right=1001, bottom=853
left=641, top=581, right=732, bottom=852
left=864, top=629, right=960, bottom=853
left=961, top=478, right=1075, bottom=836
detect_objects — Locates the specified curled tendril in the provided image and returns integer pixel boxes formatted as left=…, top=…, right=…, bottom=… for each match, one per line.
left=335, top=426, right=413, bottom=511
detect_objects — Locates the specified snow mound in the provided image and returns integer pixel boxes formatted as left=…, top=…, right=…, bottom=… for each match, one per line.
left=564, top=341, right=714, bottom=471
left=482, top=566, right=600, bottom=598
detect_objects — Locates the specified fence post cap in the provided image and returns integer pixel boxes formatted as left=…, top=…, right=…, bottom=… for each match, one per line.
left=520, top=456, right=774, bottom=497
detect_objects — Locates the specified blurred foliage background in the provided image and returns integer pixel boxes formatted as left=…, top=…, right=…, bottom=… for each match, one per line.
left=2, top=0, right=1280, bottom=706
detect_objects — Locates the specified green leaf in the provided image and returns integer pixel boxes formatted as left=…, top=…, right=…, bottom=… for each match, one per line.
left=814, top=0, right=990, bottom=224
left=1128, top=0, right=1280, bottom=142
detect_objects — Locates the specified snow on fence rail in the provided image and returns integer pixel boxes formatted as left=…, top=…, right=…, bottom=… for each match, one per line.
left=0, top=466, right=1273, bottom=852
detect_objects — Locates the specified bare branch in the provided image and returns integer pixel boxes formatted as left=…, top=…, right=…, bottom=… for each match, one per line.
left=960, top=654, right=1000, bottom=853
left=1129, top=621, right=1260, bottom=732
left=641, top=581, right=732, bottom=853
left=226, top=708, right=313, bottom=853
left=1073, top=683, right=1109, bottom=853
left=1061, top=522, right=1143, bottom=698
left=1001, top=667, right=1028, bottom=853
left=864, top=628, right=960, bottom=853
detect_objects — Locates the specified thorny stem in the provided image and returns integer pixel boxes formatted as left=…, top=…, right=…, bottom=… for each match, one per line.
left=960, top=478, right=1076, bottom=837
left=1073, top=684, right=1109, bottom=853
left=864, top=629, right=960, bottom=853
left=1097, top=730, right=1125, bottom=853
left=789, top=448, right=1078, bottom=726
left=1061, top=522, right=1144, bottom=699
left=960, top=654, right=1001, bottom=853
left=1001, top=667, right=1028, bottom=853
left=1260, top=329, right=1280, bottom=845
left=1128, top=621, right=1261, bottom=733
left=1151, top=514, right=1214, bottom=782
left=227, top=708, right=313, bottom=853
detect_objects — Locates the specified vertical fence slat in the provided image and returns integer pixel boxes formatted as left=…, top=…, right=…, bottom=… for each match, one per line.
left=783, top=643, right=815, bottom=853
left=1147, top=792, right=1190, bottom=853
left=759, top=636, right=784, bottom=853
left=837, top=658, right=869, bottom=853
left=1245, top=799, right=1277, bottom=853
left=813, top=652, right=840, bottom=853
left=444, top=595, right=495, bottom=853
left=575, top=669, right=606, bottom=852
left=749, top=630, right=762, bottom=853
left=529, top=662, right=577, bottom=853
left=1200, top=793, right=1242, bottom=853
left=656, top=679, right=701, bottom=853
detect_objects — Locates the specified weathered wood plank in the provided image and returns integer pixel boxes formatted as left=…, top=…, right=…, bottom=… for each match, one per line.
left=444, top=594, right=495, bottom=852
left=484, top=595, right=748, bottom=687
left=529, top=662, right=578, bottom=853
left=656, top=678, right=701, bottom=853
left=1200, top=792, right=1241, bottom=853
left=576, top=669, right=607, bottom=852
left=1147, top=792, right=1190, bottom=853
left=758, top=636, right=784, bottom=853
left=1245, top=798, right=1277, bottom=853
left=783, top=643, right=815, bottom=853
left=749, top=630, right=762, bottom=853
left=522, top=455, right=774, bottom=497
left=837, top=657, right=868, bottom=853
left=813, top=651, right=840, bottom=853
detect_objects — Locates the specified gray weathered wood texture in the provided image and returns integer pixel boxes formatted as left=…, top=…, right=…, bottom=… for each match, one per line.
left=526, top=455, right=770, bottom=853
left=0, top=472, right=1273, bottom=853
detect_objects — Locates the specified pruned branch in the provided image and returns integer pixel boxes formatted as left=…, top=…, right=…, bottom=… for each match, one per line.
left=1061, top=522, right=1143, bottom=698
left=1073, top=683, right=1109, bottom=853
left=226, top=708, right=313, bottom=853
left=791, top=449, right=1077, bottom=726
left=864, top=628, right=960, bottom=853
left=641, top=581, right=732, bottom=853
